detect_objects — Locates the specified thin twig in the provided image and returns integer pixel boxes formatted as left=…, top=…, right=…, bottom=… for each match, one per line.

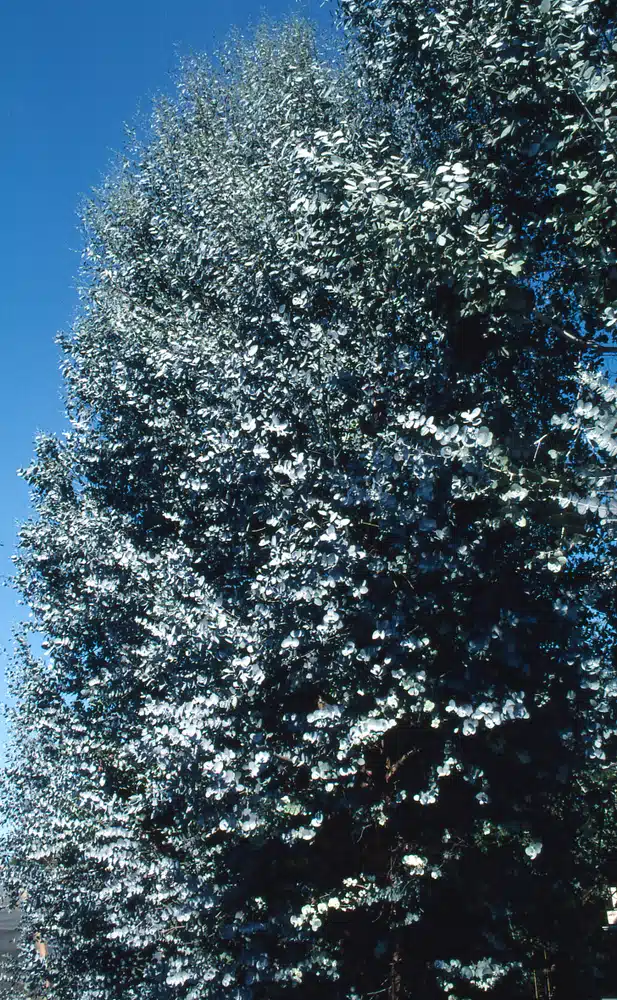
left=386, top=749, right=417, bottom=782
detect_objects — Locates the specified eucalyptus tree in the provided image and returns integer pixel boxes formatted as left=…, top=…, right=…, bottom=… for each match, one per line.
left=2, top=8, right=617, bottom=1000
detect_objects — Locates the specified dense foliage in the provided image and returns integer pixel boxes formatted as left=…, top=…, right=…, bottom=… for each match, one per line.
left=2, top=3, right=617, bottom=997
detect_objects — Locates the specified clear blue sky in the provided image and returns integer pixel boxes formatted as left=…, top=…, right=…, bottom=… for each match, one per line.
left=0, top=0, right=335, bottom=755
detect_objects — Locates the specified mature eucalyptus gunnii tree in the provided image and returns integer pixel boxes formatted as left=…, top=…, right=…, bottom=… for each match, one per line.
left=2, top=3, right=617, bottom=998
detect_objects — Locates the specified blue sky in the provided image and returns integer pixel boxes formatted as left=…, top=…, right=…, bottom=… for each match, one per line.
left=0, top=0, right=334, bottom=756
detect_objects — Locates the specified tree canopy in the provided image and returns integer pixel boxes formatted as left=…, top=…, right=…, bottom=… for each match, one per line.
left=2, top=4, right=617, bottom=998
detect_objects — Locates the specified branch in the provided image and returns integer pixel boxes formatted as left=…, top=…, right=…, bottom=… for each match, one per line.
left=535, top=313, right=617, bottom=353
left=567, top=79, right=617, bottom=161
